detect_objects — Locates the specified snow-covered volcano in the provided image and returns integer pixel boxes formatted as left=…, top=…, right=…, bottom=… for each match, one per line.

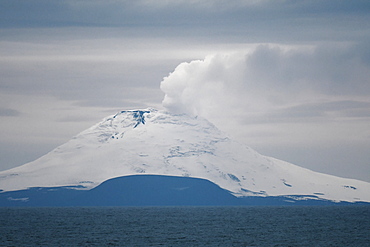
left=0, top=109, right=369, bottom=203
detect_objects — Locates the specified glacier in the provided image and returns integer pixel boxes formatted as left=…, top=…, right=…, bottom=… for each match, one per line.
left=0, top=109, right=369, bottom=204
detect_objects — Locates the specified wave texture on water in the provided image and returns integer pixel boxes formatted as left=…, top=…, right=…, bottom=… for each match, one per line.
left=0, top=206, right=369, bottom=246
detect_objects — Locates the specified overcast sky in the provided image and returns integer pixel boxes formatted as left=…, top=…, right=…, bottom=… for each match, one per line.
left=1, top=0, right=370, bottom=182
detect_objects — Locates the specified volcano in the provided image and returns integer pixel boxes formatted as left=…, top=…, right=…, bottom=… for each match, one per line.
left=0, top=109, right=369, bottom=206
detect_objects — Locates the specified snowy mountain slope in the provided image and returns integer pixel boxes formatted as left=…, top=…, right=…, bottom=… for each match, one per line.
left=0, top=109, right=369, bottom=203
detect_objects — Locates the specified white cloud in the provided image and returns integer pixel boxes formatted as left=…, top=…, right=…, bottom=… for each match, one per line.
left=160, top=43, right=370, bottom=143
left=161, top=53, right=247, bottom=116
left=159, top=43, right=370, bottom=182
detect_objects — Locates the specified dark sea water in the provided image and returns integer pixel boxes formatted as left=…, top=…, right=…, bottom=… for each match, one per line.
left=0, top=206, right=369, bottom=246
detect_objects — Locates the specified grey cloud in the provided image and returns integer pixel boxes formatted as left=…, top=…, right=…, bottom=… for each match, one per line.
left=161, top=44, right=370, bottom=129
left=245, top=43, right=370, bottom=96
left=0, top=0, right=71, bottom=27
left=314, top=100, right=370, bottom=112
left=243, top=99, right=370, bottom=125
left=73, top=87, right=164, bottom=109
left=268, top=100, right=370, bottom=123
left=257, top=143, right=370, bottom=183
left=1, top=1, right=369, bottom=43
left=57, top=115, right=104, bottom=123
left=0, top=48, right=173, bottom=109
left=0, top=107, right=20, bottom=117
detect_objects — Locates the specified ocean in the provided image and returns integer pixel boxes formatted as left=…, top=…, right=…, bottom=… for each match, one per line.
left=0, top=206, right=369, bottom=246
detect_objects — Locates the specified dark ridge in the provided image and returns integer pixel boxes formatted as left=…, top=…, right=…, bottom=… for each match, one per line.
left=0, top=175, right=368, bottom=207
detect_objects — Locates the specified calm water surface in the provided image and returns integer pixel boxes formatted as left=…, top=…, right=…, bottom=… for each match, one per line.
left=0, top=206, right=369, bottom=246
